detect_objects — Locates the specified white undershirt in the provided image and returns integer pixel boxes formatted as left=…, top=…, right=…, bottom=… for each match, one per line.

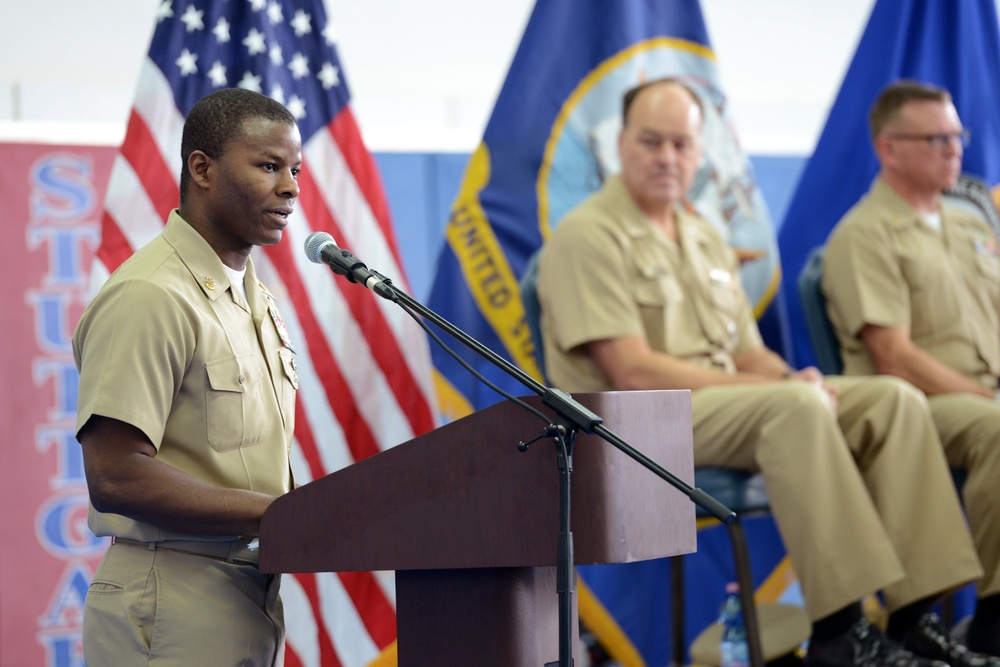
left=922, top=210, right=942, bottom=232
left=224, top=265, right=248, bottom=302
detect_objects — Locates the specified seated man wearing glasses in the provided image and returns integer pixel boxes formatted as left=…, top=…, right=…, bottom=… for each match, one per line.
left=824, top=79, right=1000, bottom=655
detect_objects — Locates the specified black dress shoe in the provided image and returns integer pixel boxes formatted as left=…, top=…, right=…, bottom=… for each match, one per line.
left=806, top=618, right=949, bottom=667
left=901, top=612, right=1000, bottom=667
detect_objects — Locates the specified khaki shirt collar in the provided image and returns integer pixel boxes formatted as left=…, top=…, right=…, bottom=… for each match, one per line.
left=161, top=209, right=258, bottom=303
left=604, top=175, right=704, bottom=250
left=676, top=206, right=716, bottom=258
left=868, top=177, right=942, bottom=234
left=605, top=175, right=657, bottom=242
left=868, top=176, right=989, bottom=245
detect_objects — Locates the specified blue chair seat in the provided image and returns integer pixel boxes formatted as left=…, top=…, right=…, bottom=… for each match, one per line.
left=694, top=468, right=769, bottom=517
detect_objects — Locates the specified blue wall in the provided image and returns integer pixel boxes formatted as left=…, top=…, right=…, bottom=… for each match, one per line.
left=373, top=152, right=807, bottom=302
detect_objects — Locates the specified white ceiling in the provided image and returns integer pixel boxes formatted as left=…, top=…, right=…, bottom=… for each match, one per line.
left=0, top=0, right=879, bottom=153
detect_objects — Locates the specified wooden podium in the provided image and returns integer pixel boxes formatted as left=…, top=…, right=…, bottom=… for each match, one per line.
left=260, top=390, right=695, bottom=666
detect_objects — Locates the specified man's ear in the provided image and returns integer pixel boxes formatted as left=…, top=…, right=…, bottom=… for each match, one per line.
left=872, top=135, right=892, bottom=168
left=188, top=150, right=213, bottom=191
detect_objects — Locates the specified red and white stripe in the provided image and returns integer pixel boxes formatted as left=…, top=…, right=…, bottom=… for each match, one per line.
left=97, top=55, right=437, bottom=667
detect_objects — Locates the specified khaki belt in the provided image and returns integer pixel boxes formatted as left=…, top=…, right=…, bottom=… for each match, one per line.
left=112, top=537, right=260, bottom=566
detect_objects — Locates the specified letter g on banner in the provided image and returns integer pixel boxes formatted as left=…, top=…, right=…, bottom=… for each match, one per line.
left=36, top=493, right=108, bottom=559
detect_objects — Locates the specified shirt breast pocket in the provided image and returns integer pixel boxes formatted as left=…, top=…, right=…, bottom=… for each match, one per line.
left=695, top=268, right=741, bottom=349
left=204, top=354, right=268, bottom=452
left=707, top=268, right=743, bottom=316
left=975, top=253, right=1000, bottom=280
left=632, top=275, right=674, bottom=352
left=971, top=252, right=1000, bottom=310
left=899, top=254, right=935, bottom=291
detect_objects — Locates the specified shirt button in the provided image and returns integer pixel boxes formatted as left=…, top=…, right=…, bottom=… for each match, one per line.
left=238, top=375, right=245, bottom=384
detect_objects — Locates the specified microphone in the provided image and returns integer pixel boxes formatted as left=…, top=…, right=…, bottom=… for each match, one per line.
left=303, top=231, right=394, bottom=300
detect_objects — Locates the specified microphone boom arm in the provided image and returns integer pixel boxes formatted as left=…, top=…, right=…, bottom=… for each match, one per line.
left=311, top=247, right=734, bottom=667
left=367, top=271, right=734, bottom=523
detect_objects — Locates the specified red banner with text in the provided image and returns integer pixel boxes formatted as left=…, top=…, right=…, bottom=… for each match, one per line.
left=0, top=142, right=116, bottom=667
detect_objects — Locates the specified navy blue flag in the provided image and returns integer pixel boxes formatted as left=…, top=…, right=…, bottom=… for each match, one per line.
left=778, top=0, right=1000, bottom=368
left=424, top=0, right=793, bottom=662
left=427, top=0, right=784, bottom=419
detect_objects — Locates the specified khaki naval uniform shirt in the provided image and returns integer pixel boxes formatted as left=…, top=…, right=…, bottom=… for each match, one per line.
left=823, top=177, right=1000, bottom=389
left=537, top=175, right=762, bottom=390
left=74, top=211, right=297, bottom=542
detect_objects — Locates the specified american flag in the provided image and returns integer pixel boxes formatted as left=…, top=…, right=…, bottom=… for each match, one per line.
left=95, top=1, right=438, bottom=665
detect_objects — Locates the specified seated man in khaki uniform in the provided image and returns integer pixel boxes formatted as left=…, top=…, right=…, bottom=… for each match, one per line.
left=73, top=88, right=301, bottom=666
left=537, top=78, right=993, bottom=667
left=824, top=80, right=1000, bottom=656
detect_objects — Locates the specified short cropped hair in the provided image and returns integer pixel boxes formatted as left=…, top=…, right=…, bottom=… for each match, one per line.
left=179, top=88, right=297, bottom=202
left=869, top=80, right=952, bottom=140
left=621, top=77, right=705, bottom=127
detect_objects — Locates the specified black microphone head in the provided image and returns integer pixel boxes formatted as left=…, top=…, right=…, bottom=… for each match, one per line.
left=304, top=231, right=336, bottom=264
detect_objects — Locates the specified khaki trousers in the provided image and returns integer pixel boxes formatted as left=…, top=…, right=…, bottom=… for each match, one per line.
left=692, top=375, right=981, bottom=621
left=83, top=540, right=284, bottom=666
left=928, top=393, right=1000, bottom=598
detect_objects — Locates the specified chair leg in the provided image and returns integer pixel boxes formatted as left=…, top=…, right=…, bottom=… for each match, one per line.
left=941, top=591, right=955, bottom=628
left=726, top=518, right=765, bottom=667
left=672, top=555, right=686, bottom=666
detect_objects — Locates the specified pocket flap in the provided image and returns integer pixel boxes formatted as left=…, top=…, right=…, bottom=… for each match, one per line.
left=205, top=356, right=254, bottom=392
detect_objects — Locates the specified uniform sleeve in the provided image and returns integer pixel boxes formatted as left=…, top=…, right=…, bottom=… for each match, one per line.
left=823, top=217, right=910, bottom=337
left=74, top=279, right=196, bottom=449
left=537, top=219, right=645, bottom=353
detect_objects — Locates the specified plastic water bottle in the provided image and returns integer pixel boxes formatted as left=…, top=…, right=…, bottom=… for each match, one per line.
left=719, top=582, right=750, bottom=667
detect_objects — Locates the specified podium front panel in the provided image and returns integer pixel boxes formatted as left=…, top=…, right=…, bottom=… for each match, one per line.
left=260, top=390, right=695, bottom=574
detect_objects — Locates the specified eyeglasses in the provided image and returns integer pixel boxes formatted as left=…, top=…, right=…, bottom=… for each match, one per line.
left=883, top=129, right=972, bottom=149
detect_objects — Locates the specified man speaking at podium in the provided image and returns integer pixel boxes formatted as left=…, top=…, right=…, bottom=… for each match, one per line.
left=72, top=88, right=301, bottom=666
left=535, top=78, right=989, bottom=667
